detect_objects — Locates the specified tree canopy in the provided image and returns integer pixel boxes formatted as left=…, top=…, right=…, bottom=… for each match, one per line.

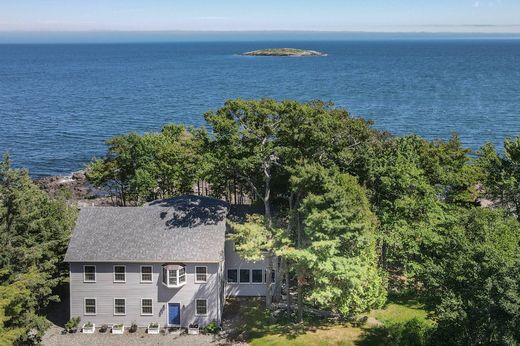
left=35, top=98, right=518, bottom=345
left=0, top=154, right=77, bottom=345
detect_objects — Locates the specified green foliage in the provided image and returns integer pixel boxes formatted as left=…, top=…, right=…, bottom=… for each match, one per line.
left=0, top=153, right=77, bottom=344
left=229, top=215, right=289, bottom=261
left=362, top=135, right=480, bottom=284
left=370, top=318, right=433, bottom=346
left=86, top=124, right=205, bottom=205
left=478, top=136, right=520, bottom=218
left=288, top=164, right=386, bottom=315
left=64, top=317, right=80, bottom=332
left=203, top=320, right=220, bottom=334
left=419, top=207, right=520, bottom=345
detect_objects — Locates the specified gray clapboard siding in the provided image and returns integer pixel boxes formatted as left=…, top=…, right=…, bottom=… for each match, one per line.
left=70, top=262, right=221, bottom=327
left=224, top=240, right=271, bottom=297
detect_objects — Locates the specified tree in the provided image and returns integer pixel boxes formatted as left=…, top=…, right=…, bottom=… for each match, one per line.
left=478, top=136, right=520, bottom=219
left=420, top=208, right=520, bottom=345
left=86, top=124, right=203, bottom=205
left=361, top=134, right=480, bottom=288
left=287, top=164, right=386, bottom=318
left=0, top=154, right=77, bottom=344
left=206, top=99, right=381, bottom=309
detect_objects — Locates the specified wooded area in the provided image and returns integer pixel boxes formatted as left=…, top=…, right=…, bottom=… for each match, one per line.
left=1, top=99, right=520, bottom=345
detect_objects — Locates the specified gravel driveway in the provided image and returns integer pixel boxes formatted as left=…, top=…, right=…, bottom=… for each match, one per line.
left=42, top=325, right=247, bottom=346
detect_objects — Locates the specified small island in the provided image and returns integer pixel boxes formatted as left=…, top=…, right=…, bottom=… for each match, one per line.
left=241, top=48, right=326, bottom=57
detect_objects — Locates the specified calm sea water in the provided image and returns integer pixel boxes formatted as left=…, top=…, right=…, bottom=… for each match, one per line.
left=1, top=40, right=519, bottom=177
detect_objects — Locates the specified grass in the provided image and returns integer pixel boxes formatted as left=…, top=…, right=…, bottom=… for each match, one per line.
left=369, top=300, right=430, bottom=325
left=226, top=297, right=431, bottom=346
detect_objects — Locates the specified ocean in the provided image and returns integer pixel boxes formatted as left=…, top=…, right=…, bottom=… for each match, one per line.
left=0, top=39, right=519, bottom=177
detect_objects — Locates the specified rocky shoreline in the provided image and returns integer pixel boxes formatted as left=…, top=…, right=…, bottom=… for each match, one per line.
left=35, top=171, right=113, bottom=206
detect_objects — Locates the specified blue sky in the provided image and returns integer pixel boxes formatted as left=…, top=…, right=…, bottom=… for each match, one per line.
left=1, top=0, right=519, bottom=32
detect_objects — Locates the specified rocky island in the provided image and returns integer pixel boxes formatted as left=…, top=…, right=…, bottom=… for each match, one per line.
left=241, top=48, right=326, bottom=57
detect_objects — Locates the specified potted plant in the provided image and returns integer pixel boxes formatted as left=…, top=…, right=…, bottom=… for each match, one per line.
left=82, top=321, right=95, bottom=334
left=147, top=322, right=160, bottom=334
left=112, top=323, right=124, bottom=334
left=188, top=323, right=199, bottom=335
left=65, top=317, right=81, bottom=333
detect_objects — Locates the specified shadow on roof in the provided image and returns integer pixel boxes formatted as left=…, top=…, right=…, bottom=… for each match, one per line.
left=148, top=195, right=228, bottom=228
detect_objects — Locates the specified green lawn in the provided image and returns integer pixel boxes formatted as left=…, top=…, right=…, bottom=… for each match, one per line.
left=369, top=300, right=430, bottom=325
left=227, top=298, right=431, bottom=346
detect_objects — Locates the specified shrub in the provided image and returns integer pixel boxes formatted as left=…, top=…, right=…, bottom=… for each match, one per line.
left=385, top=318, right=433, bottom=346
left=65, top=317, right=81, bottom=333
left=203, top=320, right=220, bottom=334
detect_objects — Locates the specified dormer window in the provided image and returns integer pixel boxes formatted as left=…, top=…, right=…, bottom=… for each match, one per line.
left=161, top=264, right=186, bottom=288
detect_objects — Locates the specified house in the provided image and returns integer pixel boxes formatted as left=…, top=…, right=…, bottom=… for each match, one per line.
left=64, top=195, right=272, bottom=328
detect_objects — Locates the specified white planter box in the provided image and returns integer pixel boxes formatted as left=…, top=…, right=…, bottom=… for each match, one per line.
left=82, top=323, right=95, bottom=334
left=188, top=327, right=199, bottom=335
left=112, top=325, right=124, bottom=334
left=147, top=324, right=160, bottom=334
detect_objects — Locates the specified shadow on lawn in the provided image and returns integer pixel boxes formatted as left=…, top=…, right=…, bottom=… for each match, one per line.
left=225, top=298, right=353, bottom=342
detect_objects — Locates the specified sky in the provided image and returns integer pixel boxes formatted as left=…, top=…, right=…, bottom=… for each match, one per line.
left=1, top=0, right=520, bottom=33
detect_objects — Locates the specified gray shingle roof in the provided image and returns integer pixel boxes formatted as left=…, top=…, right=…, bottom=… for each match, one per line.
left=64, top=195, right=228, bottom=263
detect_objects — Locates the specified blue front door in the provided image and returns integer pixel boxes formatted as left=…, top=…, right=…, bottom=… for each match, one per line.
left=168, top=303, right=181, bottom=326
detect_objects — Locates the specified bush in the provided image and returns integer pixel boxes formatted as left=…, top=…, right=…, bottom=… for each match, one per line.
left=65, top=317, right=81, bottom=333
left=385, top=318, right=433, bottom=346
left=203, top=320, right=220, bottom=334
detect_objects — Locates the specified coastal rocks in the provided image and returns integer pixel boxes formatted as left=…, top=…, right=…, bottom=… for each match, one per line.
left=35, top=170, right=112, bottom=206
left=241, top=48, right=326, bottom=57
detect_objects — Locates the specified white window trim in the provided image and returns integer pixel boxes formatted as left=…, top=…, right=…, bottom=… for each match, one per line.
left=83, top=265, right=96, bottom=283
left=195, top=299, right=208, bottom=316
left=113, top=298, right=126, bottom=316
left=239, top=269, right=251, bottom=284
left=227, top=268, right=239, bottom=284
left=84, top=297, right=96, bottom=316
left=195, top=266, right=208, bottom=283
left=140, top=298, right=153, bottom=316
left=162, top=265, right=187, bottom=288
left=113, top=265, right=126, bottom=283
left=140, top=265, right=153, bottom=283
left=251, top=269, right=264, bottom=284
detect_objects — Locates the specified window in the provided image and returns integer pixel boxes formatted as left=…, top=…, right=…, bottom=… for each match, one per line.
left=227, top=269, right=238, bottom=283
left=141, top=298, right=153, bottom=315
left=114, top=298, right=126, bottom=315
left=83, top=265, right=96, bottom=282
left=114, top=265, right=126, bottom=282
left=162, top=264, right=186, bottom=288
left=168, top=270, right=177, bottom=285
left=84, top=298, right=96, bottom=315
left=179, top=267, right=186, bottom=284
left=240, top=269, right=250, bottom=283
left=252, top=269, right=263, bottom=283
left=141, top=266, right=153, bottom=283
left=196, top=299, right=207, bottom=315
left=195, top=266, right=207, bottom=283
